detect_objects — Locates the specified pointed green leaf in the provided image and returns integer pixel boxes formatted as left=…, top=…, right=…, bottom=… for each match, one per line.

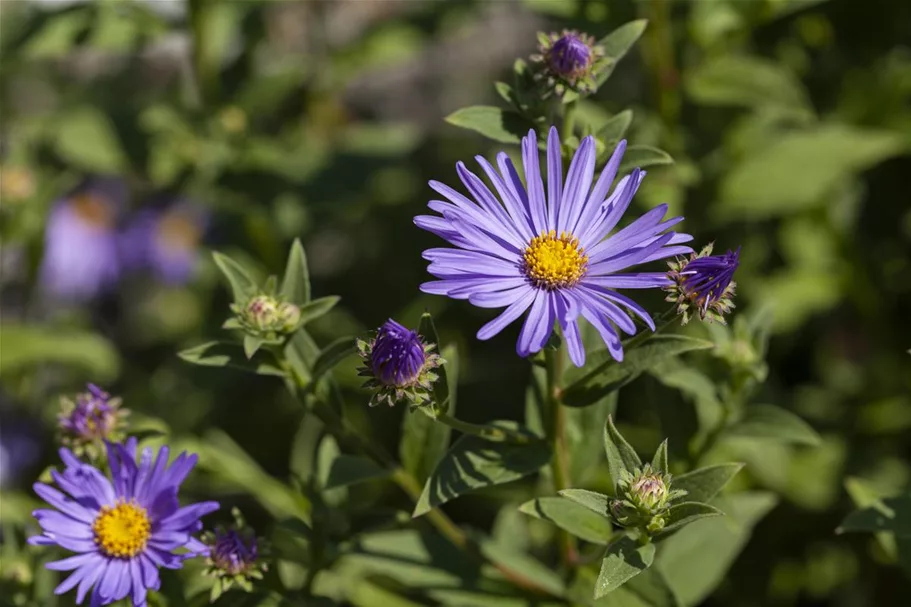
left=519, top=497, right=614, bottom=544
left=55, top=106, right=126, bottom=172
left=596, top=110, right=634, bottom=146
left=444, top=106, right=532, bottom=144
left=310, top=338, right=357, bottom=384
left=178, top=341, right=285, bottom=377
left=618, top=145, right=674, bottom=174
left=563, top=336, right=714, bottom=408
left=0, top=324, right=119, bottom=381
left=280, top=239, right=311, bottom=304
left=651, top=440, right=669, bottom=475
left=725, top=404, right=821, bottom=446
left=243, top=335, right=264, bottom=359
left=595, top=535, right=655, bottom=598
left=838, top=494, right=911, bottom=537
left=413, top=422, right=549, bottom=517
left=401, top=343, right=459, bottom=483
left=559, top=489, right=612, bottom=517
left=323, top=455, right=390, bottom=490
left=494, top=81, right=516, bottom=106
left=212, top=251, right=258, bottom=304
left=671, top=463, right=743, bottom=504
left=297, top=296, right=340, bottom=326
left=595, top=20, right=648, bottom=86
left=656, top=502, right=724, bottom=537
left=685, top=55, right=812, bottom=115
left=605, top=416, right=642, bottom=482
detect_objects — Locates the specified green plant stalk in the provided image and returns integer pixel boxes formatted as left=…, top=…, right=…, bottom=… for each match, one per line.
left=278, top=353, right=559, bottom=597
left=435, top=411, right=535, bottom=444
left=544, top=344, right=577, bottom=569
left=188, top=0, right=220, bottom=106
left=562, top=100, right=577, bottom=140
left=640, top=0, right=682, bottom=154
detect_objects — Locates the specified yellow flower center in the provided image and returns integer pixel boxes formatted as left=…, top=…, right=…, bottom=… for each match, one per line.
left=157, top=213, right=201, bottom=251
left=92, top=500, right=151, bottom=558
left=72, top=194, right=114, bottom=228
left=522, top=230, right=588, bottom=290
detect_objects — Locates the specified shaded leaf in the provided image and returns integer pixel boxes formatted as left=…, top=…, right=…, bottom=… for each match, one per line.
left=671, top=463, right=743, bottom=504
left=686, top=55, right=812, bottom=115
left=618, top=145, right=674, bottom=174
left=596, top=20, right=648, bottom=86
left=838, top=494, right=911, bottom=537
left=213, top=251, right=258, bottom=304
left=445, top=106, right=531, bottom=144
left=298, top=296, right=340, bottom=326
left=596, top=110, right=634, bottom=145
left=418, top=312, right=452, bottom=411
left=324, top=455, right=390, bottom=490
left=310, top=338, right=357, bottom=384
left=656, top=502, right=724, bottom=537
left=725, top=404, right=821, bottom=446
left=475, top=534, right=566, bottom=596
left=414, top=422, right=549, bottom=517
left=605, top=416, right=642, bottom=482
left=0, top=324, right=119, bottom=381
left=280, top=239, right=311, bottom=304
left=559, top=488, right=612, bottom=517
left=519, top=497, right=613, bottom=544
left=179, top=341, right=285, bottom=377
left=596, top=535, right=655, bottom=598
left=564, top=336, right=714, bottom=408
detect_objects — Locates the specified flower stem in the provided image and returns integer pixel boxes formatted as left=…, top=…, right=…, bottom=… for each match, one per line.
left=435, top=412, right=535, bottom=444
left=544, top=345, right=577, bottom=568
left=562, top=100, right=577, bottom=140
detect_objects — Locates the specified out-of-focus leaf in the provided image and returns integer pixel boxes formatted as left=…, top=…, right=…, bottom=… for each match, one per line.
left=656, top=502, right=724, bottom=537
left=310, top=338, right=357, bottom=385
left=298, top=296, right=341, bottom=326
left=519, top=497, right=613, bottom=544
left=672, top=464, right=743, bottom=504
left=725, top=404, right=821, bottom=446
left=55, top=106, right=126, bottom=173
left=560, top=489, right=612, bottom=517
left=566, top=391, right=618, bottom=483
left=401, top=343, right=459, bottom=484
left=618, top=145, right=674, bottom=174
left=414, top=422, right=549, bottom=517
left=178, top=342, right=285, bottom=377
left=719, top=126, right=907, bottom=219
left=686, top=55, right=812, bottom=114
left=475, top=534, right=566, bottom=596
left=844, top=477, right=899, bottom=559
left=445, top=106, right=531, bottom=144
left=323, top=455, right=390, bottom=490
left=838, top=494, right=911, bottom=537
left=243, top=335, right=264, bottom=359
left=212, top=251, right=258, bottom=304
left=656, top=492, right=778, bottom=606
left=595, top=535, right=655, bottom=598
left=596, top=20, right=649, bottom=86
left=597, top=110, right=634, bottom=145
left=0, top=324, right=119, bottom=381
left=604, top=416, right=642, bottom=482
left=563, top=336, right=714, bottom=408
left=21, top=8, right=91, bottom=58
left=280, top=239, right=311, bottom=304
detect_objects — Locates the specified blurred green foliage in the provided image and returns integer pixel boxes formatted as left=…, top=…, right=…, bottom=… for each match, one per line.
left=1, top=0, right=910, bottom=606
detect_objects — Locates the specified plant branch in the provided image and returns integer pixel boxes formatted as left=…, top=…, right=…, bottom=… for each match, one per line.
left=544, top=345, right=577, bottom=569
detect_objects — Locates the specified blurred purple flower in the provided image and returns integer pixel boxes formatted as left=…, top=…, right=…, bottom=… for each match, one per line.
left=40, top=177, right=127, bottom=302
left=0, top=413, right=42, bottom=490
left=121, top=202, right=208, bottom=285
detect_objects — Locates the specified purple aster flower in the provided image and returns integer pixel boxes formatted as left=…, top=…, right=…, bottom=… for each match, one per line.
left=415, top=127, right=693, bottom=367
left=666, top=243, right=739, bottom=324
left=120, top=202, right=208, bottom=285
left=28, top=438, right=219, bottom=607
left=58, top=384, right=128, bottom=460
left=357, top=319, right=443, bottom=408
left=40, top=177, right=127, bottom=302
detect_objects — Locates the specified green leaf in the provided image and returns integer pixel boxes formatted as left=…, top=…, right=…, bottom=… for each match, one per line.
left=413, top=422, right=549, bottom=517
left=656, top=492, right=778, bottom=606
left=618, top=145, right=674, bottom=174
left=474, top=534, right=566, bottom=597
left=564, top=336, right=714, bottom=408
left=656, top=502, right=724, bottom=537
left=838, top=494, right=911, bottom=537
left=494, top=81, right=517, bottom=106
left=725, top=404, right=821, bottom=446
left=719, top=126, right=907, bottom=220
left=595, top=536, right=655, bottom=598
left=594, top=20, right=648, bottom=87
left=280, top=239, right=311, bottom=304
left=445, top=106, right=531, bottom=144
left=596, top=110, right=634, bottom=145
left=324, top=455, right=390, bottom=490
left=178, top=341, right=285, bottom=377
left=651, top=440, right=669, bottom=475
left=55, top=106, right=126, bottom=172
left=566, top=391, right=618, bottom=484
left=0, top=324, right=119, bottom=381
left=401, top=343, right=459, bottom=484
left=519, top=497, right=613, bottom=544
left=212, top=251, right=258, bottom=303
left=604, top=416, right=642, bottom=482
left=295, top=296, right=340, bottom=327
left=418, top=312, right=452, bottom=411
left=310, top=338, right=357, bottom=384
left=686, top=55, right=812, bottom=115
left=243, top=335, right=264, bottom=359
left=671, top=463, right=743, bottom=504
left=559, top=489, right=612, bottom=517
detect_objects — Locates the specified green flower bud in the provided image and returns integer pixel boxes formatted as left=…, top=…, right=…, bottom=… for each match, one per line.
left=276, top=301, right=301, bottom=333
left=230, top=294, right=301, bottom=340
left=610, top=464, right=686, bottom=536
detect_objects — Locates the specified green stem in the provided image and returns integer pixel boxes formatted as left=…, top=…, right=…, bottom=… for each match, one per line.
left=544, top=345, right=577, bottom=568
left=435, top=412, right=535, bottom=444
left=562, top=100, right=577, bottom=139
left=640, top=0, right=682, bottom=154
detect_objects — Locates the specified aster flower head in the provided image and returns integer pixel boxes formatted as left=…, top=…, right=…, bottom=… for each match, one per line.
left=666, top=243, right=739, bottom=325
left=40, top=177, right=127, bottom=302
left=415, top=127, right=692, bottom=367
left=202, top=508, right=267, bottom=601
left=532, top=31, right=604, bottom=95
left=28, top=439, right=219, bottom=607
left=610, top=464, right=686, bottom=535
left=357, top=319, right=443, bottom=408
left=120, top=201, right=209, bottom=285
left=57, top=384, right=128, bottom=461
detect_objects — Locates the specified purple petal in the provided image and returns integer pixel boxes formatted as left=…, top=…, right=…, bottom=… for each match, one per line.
left=580, top=302, right=625, bottom=362
left=558, top=136, right=596, bottom=235
left=516, top=290, right=555, bottom=357
left=584, top=273, right=673, bottom=289
left=546, top=127, right=563, bottom=229
left=468, top=284, right=534, bottom=308
left=477, top=288, right=536, bottom=340
left=475, top=154, right=534, bottom=240
left=521, top=129, right=548, bottom=234
left=570, top=140, right=627, bottom=237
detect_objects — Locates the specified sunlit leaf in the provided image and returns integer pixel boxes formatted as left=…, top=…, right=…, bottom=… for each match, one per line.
left=595, top=535, right=655, bottom=598
left=445, top=106, right=532, bottom=144
left=671, top=463, right=743, bottom=504
left=519, top=497, right=613, bottom=544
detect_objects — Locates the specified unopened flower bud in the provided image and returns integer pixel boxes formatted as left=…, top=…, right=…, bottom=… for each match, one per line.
left=202, top=509, right=267, bottom=601
left=231, top=293, right=301, bottom=340
left=666, top=243, right=740, bottom=325
left=57, top=384, right=128, bottom=461
left=276, top=302, right=301, bottom=333
left=610, top=464, right=685, bottom=536
left=531, top=30, right=604, bottom=96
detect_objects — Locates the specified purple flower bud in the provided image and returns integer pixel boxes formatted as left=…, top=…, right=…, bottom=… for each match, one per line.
left=210, top=529, right=259, bottom=576
left=58, top=384, right=121, bottom=443
left=370, top=319, right=426, bottom=387
left=679, top=247, right=740, bottom=310
left=548, top=32, right=593, bottom=77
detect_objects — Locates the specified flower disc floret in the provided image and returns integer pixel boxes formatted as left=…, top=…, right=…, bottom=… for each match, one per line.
left=92, top=500, right=151, bottom=558
left=415, top=127, right=693, bottom=366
